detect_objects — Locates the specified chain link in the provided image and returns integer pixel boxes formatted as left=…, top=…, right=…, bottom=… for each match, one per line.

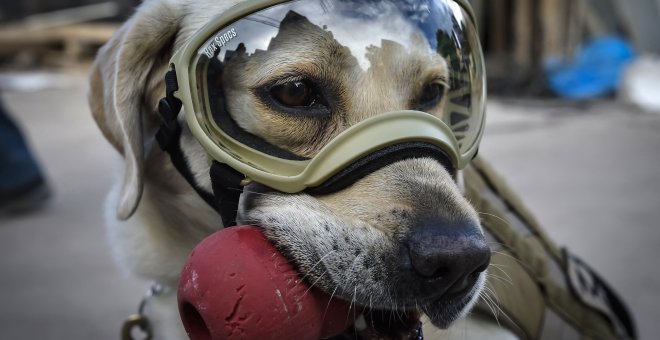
left=120, top=282, right=168, bottom=340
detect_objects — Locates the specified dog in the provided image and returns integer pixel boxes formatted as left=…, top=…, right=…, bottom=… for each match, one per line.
left=89, top=0, right=518, bottom=338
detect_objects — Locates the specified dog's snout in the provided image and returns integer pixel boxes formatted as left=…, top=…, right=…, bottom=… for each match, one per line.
left=405, top=220, right=491, bottom=295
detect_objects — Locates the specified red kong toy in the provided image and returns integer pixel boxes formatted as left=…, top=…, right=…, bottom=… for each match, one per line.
left=178, top=226, right=355, bottom=339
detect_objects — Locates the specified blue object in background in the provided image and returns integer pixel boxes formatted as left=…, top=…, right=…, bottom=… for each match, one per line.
left=546, top=37, right=637, bottom=99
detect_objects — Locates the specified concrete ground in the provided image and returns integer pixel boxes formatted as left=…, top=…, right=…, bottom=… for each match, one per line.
left=0, top=70, right=659, bottom=339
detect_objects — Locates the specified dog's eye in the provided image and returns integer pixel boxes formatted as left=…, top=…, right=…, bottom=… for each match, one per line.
left=416, top=82, right=446, bottom=110
left=270, top=80, right=322, bottom=108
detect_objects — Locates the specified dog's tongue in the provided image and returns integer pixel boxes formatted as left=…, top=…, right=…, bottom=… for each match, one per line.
left=177, top=225, right=355, bottom=339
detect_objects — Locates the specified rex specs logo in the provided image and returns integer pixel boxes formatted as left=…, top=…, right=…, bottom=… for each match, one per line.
left=203, top=28, right=237, bottom=59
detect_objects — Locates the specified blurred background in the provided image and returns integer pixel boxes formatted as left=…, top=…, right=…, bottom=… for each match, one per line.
left=0, top=0, right=659, bottom=339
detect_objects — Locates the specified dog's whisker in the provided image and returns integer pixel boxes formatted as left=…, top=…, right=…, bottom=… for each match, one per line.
left=486, top=267, right=513, bottom=286
left=395, top=298, right=407, bottom=325
left=312, top=251, right=365, bottom=329
left=488, top=265, right=513, bottom=284
left=477, top=211, right=509, bottom=225
left=489, top=244, right=518, bottom=253
left=295, top=250, right=336, bottom=288
left=482, top=286, right=502, bottom=305
left=390, top=294, right=397, bottom=325
left=386, top=287, right=396, bottom=324
left=369, top=293, right=375, bottom=331
left=484, top=299, right=507, bottom=329
left=486, top=273, right=513, bottom=287
left=345, top=285, right=358, bottom=328
left=391, top=297, right=400, bottom=329
left=414, top=298, right=419, bottom=316
left=481, top=289, right=499, bottom=317
left=307, top=272, right=326, bottom=294
left=321, top=284, right=340, bottom=326
left=488, top=263, right=508, bottom=268
left=481, top=286, right=518, bottom=330
left=298, top=262, right=331, bottom=303
left=483, top=239, right=517, bottom=253
left=490, top=250, right=529, bottom=269
left=476, top=213, right=528, bottom=245
left=479, top=292, right=500, bottom=326
left=353, top=285, right=357, bottom=330
left=486, top=241, right=514, bottom=250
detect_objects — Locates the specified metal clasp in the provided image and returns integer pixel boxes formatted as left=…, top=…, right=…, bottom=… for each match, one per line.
left=121, top=314, right=152, bottom=340
left=120, top=282, right=168, bottom=340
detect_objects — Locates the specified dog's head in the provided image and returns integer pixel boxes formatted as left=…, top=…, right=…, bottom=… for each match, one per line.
left=90, top=0, right=489, bottom=337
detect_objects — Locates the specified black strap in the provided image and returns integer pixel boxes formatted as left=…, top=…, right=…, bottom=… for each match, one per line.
left=209, top=162, right=244, bottom=226
left=307, top=142, right=453, bottom=196
left=564, top=250, right=637, bottom=339
left=155, top=70, right=244, bottom=226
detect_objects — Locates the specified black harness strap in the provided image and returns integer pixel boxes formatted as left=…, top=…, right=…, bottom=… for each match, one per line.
left=156, top=70, right=244, bottom=226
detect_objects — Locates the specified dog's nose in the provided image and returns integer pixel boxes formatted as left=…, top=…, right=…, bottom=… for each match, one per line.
left=405, top=220, right=491, bottom=295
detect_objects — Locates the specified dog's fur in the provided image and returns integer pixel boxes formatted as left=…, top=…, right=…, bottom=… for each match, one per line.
left=89, top=0, right=518, bottom=338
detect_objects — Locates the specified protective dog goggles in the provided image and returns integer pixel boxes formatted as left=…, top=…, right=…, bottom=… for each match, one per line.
left=168, top=0, right=486, bottom=194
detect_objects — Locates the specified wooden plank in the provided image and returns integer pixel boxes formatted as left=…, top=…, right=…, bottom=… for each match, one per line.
left=20, top=2, right=120, bottom=30
left=540, top=0, right=570, bottom=58
left=0, top=23, right=118, bottom=63
left=565, top=0, right=586, bottom=57
left=488, top=0, right=509, bottom=54
left=0, top=24, right=117, bottom=47
left=513, top=0, right=533, bottom=68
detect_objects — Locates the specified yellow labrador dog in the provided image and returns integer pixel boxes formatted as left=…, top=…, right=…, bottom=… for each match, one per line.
left=89, top=0, right=517, bottom=338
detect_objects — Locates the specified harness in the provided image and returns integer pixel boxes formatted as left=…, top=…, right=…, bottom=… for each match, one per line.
left=465, top=158, right=636, bottom=340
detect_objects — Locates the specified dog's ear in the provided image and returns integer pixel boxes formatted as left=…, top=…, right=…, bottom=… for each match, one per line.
left=89, top=0, right=181, bottom=220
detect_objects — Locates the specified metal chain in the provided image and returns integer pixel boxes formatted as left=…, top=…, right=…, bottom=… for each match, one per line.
left=120, top=282, right=168, bottom=340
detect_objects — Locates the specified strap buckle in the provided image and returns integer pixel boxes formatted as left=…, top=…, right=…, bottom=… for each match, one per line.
left=156, top=70, right=183, bottom=151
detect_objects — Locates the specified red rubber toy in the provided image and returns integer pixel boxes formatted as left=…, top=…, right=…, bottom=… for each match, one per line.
left=178, top=226, right=354, bottom=339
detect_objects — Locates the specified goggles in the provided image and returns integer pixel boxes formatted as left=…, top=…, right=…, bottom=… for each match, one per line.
left=168, top=0, right=486, bottom=194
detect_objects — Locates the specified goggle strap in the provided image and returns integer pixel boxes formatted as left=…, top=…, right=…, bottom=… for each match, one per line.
left=156, top=70, right=183, bottom=150
left=155, top=110, right=218, bottom=213
left=156, top=70, right=244, bottom=227
left=307, top=142, right=454, bottom=196
left=210, top=161, right=245, bottom=227
left=164, top=69, right=180, bottom=101
left=155, top=72, right=224, bottom=222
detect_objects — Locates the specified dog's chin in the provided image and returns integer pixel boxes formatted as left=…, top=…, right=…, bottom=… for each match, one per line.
left=329, top=273, right=485, bottom=339
left=420, top=275, right=485, bottom=329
